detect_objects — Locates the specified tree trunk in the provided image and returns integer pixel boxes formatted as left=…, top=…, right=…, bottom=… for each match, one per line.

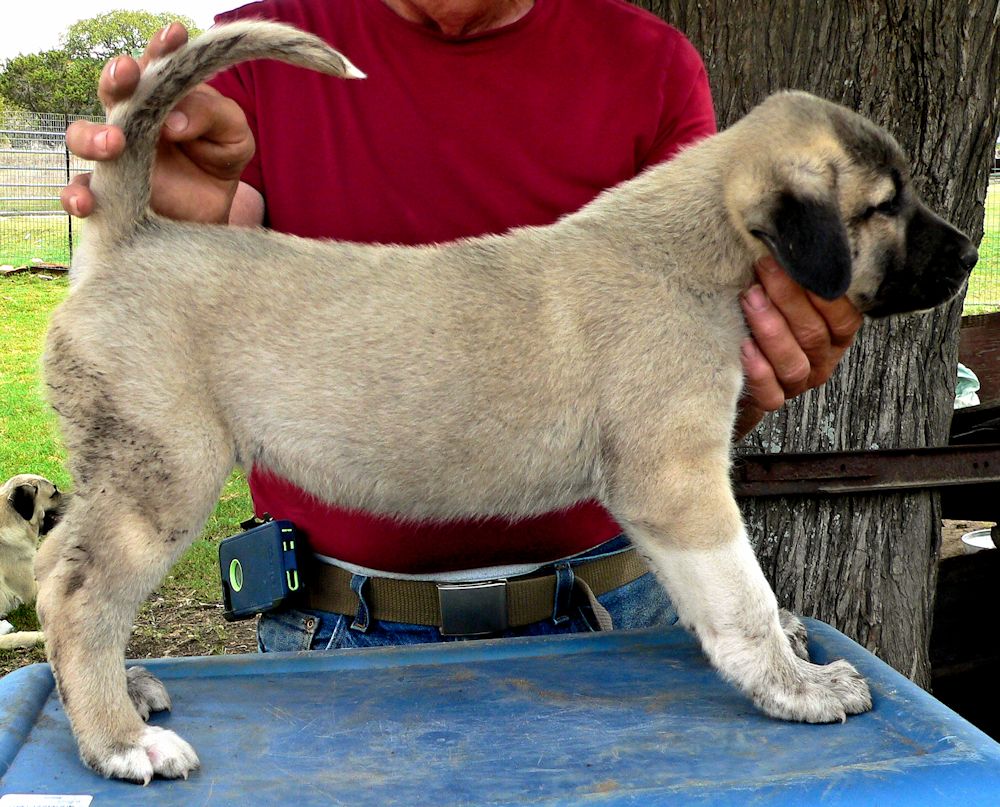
left=633, top=0, right=1000, bottom=687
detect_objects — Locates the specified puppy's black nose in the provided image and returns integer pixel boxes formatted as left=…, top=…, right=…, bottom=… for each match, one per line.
left=958, top=242, right=978, bottom=272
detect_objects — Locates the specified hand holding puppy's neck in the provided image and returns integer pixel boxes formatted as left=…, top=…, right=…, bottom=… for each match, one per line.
left=381, top=0, right=534, bottom=36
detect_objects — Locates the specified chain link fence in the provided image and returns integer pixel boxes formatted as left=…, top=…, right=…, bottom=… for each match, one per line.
left=0, top=111, right=100, bottom=269
left=967, top=163, right=1000, bottom=312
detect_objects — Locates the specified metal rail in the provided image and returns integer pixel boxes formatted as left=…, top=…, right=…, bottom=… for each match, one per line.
left=733, top=444, right=1000, bottom=497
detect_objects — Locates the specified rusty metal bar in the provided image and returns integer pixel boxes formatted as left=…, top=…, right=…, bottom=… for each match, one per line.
left=732, top=444, right=1000, bottom=497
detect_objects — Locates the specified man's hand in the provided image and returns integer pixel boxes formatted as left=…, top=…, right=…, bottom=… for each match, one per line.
left=60, top=23, right=255, bottom=225
left=736, top=256, right=863, bottom=438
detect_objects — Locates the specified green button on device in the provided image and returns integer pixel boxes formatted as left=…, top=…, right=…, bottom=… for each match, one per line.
left=229, top=558, right=244, bottom=593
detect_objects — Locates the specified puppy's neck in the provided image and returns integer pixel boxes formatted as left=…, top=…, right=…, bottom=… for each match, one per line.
left=567, top=139, right=755, bottom=295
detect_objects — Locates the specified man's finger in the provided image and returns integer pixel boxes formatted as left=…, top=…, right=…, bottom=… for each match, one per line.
left=98, top=55, right=140, bottom=108
left=138, top=23, right=189, bottom=70
left=741, top=284, right=812, bottom=395
left=808, top=293, right=864, bottom=349
left=97, top=24, right=187, bottom=110
left=160, top=86, right=250, bottom=147
left=60, top=173, right=93, bottom=217
left=65, top=120, right=125, bottom=162
left=740, top=338, right=786, bottom=413
left=754, top=257, right=832, bottom=358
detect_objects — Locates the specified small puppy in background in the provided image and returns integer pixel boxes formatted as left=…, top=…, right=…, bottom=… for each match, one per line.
left=0, top=474, right=63, bottom=649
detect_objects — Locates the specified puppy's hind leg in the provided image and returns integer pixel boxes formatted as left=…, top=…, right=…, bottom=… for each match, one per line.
left=611, top=452, right=871, bottom=723
left=34, top=418, right=233, bottom=783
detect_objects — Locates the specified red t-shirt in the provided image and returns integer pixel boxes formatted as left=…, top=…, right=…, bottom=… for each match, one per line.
left=210, top=0, right=716, bottom=573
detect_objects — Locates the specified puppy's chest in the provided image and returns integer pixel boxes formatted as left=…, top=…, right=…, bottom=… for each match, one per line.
left=0, top=535, right=36, bottom=563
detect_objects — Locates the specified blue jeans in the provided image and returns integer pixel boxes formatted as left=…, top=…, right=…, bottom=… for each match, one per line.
left=257, top=535, right=678, bottom=652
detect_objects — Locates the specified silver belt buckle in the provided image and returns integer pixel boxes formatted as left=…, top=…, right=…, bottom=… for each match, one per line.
left=437, top=580, right=508, bottom=636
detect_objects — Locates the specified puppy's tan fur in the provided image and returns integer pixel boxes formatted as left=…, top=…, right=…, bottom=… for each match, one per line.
left=35, top=22, right=976, bottom=782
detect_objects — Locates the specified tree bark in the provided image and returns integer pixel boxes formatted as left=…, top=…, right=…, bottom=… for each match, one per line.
left=633, top=0, right=1000, bottom=686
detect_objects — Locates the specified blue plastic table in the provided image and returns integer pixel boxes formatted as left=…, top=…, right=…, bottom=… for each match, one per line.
left=1, top=619, right=999, bottom=805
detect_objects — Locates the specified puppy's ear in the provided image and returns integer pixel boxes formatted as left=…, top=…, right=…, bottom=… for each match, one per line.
left=10, top=483, right=38, bottom=522
left=751, top=192, right=852, bottom=300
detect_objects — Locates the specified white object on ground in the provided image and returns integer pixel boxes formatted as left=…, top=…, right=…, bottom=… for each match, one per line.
left=961, top=528, right=996, bottom=554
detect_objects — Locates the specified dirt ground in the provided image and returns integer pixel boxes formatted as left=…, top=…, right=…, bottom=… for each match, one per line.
left=1, top=519, right=994, bottom=678
left=0, top=590, right=259, bottom=677
left=127, top=590, right=260, bottom=659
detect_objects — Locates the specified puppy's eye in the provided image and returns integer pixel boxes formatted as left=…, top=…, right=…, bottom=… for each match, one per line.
left=860, top=198, right=899, bottom=221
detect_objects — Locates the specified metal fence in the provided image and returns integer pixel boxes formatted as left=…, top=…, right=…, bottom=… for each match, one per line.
left=0, top=111, right=99, bottom=269
left=968, top=167, right=1000, bottom=312
left=1, top=113, right=999, bottom=310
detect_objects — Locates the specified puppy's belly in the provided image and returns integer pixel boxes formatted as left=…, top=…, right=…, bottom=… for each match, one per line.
left=233, top=407, right=604, bottom=522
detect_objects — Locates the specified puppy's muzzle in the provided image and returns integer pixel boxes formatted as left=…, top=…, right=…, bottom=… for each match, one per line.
left=866, top=204, right=978, bottom=318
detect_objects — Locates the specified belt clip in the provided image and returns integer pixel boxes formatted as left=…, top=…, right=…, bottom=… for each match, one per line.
left=437, top=580, right=508, bottom=636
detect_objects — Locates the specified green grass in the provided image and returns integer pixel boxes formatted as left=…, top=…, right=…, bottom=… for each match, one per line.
left=967, top=180, right=1000, bottom=312
left=0, top=215, right=77, bottom=267
left=0, top=273, right=252, bottom=612
left=0, top=274, right=70, bottom=484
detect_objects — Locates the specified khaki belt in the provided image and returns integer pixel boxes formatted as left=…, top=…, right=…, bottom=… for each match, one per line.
left=300, top=548, right=648, bottom=636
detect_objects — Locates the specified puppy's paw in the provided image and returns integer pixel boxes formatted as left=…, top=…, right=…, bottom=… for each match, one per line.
left=126, top=666, right=171, bottom=721
left=93, top=726, right=200, bottom=784
left=142, top=726, right=200, bottom=780
left=755, top=658, right=872, bottom=724
left=778, top=609, right=809, bottom=661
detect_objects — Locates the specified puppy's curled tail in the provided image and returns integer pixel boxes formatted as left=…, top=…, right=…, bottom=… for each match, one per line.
left=90, top=20, right=364, bottom=240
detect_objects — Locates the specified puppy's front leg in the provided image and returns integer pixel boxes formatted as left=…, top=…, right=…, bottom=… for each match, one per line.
left=614, top=464, right=871, bottom=723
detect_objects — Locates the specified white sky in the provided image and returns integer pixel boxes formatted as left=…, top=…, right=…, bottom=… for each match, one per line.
left=0, top=1, right=228, bottom=62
